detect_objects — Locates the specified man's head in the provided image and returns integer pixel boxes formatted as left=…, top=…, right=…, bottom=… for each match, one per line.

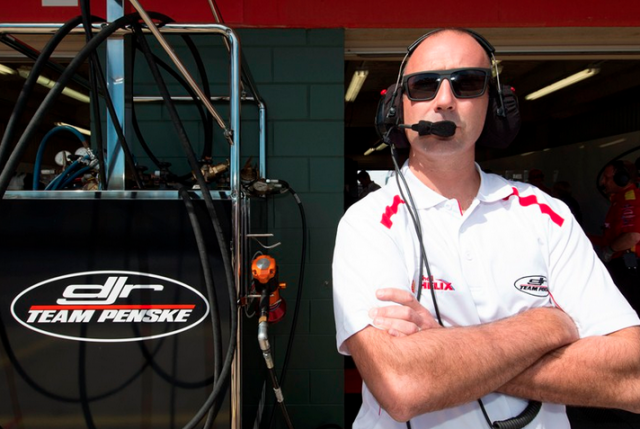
left=357, top=170, right=372, bottom=186
left=401, top=29, right=492, bottom=158
left=528, top=169, right=545, bottom=185
left=600, top=160, right=638, bottom=196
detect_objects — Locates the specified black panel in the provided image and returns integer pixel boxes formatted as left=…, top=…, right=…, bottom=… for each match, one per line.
left=0, top=198, right=234, bottom=429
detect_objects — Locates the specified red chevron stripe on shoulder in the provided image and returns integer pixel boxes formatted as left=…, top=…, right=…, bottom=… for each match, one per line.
left=381, top=195, right=406, bottom=229
left=504, top=187, right=564, bottom=227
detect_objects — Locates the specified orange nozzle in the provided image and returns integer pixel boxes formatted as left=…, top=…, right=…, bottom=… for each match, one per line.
left=251, top=255, right=277, bottom=284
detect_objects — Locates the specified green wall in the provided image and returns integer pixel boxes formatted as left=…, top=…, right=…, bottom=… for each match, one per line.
left=130, top=28, right=345, bottom=429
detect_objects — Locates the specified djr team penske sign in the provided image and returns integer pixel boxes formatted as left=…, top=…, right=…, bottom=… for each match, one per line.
left=11, top=271, right=210, bottom=343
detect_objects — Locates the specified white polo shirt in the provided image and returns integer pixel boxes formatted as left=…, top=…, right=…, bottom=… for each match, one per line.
left=333, top=164, right=640, bottom=429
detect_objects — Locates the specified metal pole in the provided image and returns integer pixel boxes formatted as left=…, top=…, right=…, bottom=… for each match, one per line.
left=106, top=0, right=126, bottom=190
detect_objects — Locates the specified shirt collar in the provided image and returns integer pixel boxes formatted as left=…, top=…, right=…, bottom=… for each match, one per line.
left=400, top=162, right=514, bottom=209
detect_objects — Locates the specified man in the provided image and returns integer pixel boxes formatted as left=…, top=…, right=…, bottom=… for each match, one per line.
left=527, top=168, right=552, bottom=195
left=357, top=170, right=381, bottom=199
left=332, top=28, right=640, bottom=428
left=599, top=160, right=640, bottom=311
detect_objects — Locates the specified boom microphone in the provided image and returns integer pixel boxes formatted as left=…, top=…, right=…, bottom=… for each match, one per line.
left=399, top=120, right=457, bottom=137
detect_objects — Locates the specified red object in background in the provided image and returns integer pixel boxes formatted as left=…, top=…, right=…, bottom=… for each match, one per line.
left=4, top=0, right=640, bottom=28
left=345, top=368, right=363, bottom=394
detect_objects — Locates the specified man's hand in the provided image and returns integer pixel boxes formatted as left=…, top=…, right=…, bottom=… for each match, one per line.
left=369, top=287, right=441, bottom=336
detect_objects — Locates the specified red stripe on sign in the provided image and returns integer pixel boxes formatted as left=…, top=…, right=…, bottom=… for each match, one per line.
left=505, top=187, right=564, bottom=227
left=29, top=304, right=195, bottom=310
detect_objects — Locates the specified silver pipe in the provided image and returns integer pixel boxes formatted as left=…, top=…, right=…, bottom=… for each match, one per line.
left=225, top=27, right=243, bottom=429
left=207, top=0, right=225, bottom=24
left=259, top=102, right=267, bottom=178
left=127, top=0, right=232, bottom=145
left=132, top=95, right=256, bottom=102
left=105, top=0, right=126, bottom=190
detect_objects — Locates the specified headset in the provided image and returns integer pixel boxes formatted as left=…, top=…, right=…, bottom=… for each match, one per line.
left=611, top=160, right=634, bottom=187
left=377, top=29, right=540, bottom=429
left=375, top=28, right=521, bottom=150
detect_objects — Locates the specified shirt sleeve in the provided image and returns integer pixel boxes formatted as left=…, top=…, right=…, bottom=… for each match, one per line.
left=332, top=201, right=413, bottom=355
left=546, top=199, right=640, bottom=338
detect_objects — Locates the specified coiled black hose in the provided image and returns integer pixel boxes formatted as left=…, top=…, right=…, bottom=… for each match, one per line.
left=492, top=400, right=542, bottom=429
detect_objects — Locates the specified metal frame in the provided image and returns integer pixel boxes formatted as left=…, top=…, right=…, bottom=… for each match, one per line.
left=0, top=13, right=269, bottom=429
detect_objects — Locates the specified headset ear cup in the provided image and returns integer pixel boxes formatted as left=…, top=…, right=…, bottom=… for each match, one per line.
left=375, top=84, right=410, bottom=149
left=612, top=161, right=631, bottom=187
left=476, top=84, right=521, bottom=149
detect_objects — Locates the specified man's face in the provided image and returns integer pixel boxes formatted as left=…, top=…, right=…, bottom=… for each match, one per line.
left=402, top=30, right=491, bottom=156
left=600, top=165, right=621, bottom=196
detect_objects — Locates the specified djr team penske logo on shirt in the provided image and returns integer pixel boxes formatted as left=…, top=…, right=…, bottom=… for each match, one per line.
left=11, top=271, right=210, bottom=343
left=514, top=275, right=549, bottom=297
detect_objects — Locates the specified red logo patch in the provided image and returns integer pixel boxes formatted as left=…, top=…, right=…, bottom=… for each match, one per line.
left=421, top=276, right=454, bottom=291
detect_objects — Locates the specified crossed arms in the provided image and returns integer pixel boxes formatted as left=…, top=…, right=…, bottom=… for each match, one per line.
left=345, top=288, right=640, bottom=422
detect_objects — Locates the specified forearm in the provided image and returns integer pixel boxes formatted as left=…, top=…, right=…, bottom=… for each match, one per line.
left=610, top=232, right=640, bottom=252
left=347, top=307, right=577, bottom=421
left=498, top=327, right=640, bottom=412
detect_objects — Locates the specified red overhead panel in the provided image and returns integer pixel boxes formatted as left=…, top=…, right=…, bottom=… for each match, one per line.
left=4, top=0, right=640, bottom=27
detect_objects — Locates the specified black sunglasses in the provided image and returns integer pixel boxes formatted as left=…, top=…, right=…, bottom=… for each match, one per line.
left=402, top=67, right=492, bottom=101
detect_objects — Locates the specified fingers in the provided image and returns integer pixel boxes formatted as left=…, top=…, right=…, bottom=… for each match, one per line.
left=375, top=288, right=418, bottom=306
left=371, top=288, right=442, bottom=334
left=370, top=305, right=422, bottom=326
left=369, top=307, right=422, bottom=337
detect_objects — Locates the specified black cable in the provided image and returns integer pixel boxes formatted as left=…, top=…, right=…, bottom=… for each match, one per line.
left=128, top=19, right=173, bottom=175
left=0, top=15, right=95, bottom=176
left=0, top=312, right=161, bottom=403
left=129, top=20, right=238, bottom=428
left=265, top=185, right=307, bottom=429
left=0, top=34, right=92, bottom=91
left=181, top=34, right=214, bottom=160
left=129, top=41, right=211, bottom=176
left=177, top=187, right=225, bottom=428
left=491, top=401, right=542, bottom=429
left=387, top=138, right=540, bottom=429
left=79, top=0, right=108, bottom=190
left=0, top=12, right=156, bottom=198
left=0, top=12, right=237, bottom=429
left=389, top=143, right=438, bottom=317
left=88, top=50, right=145, bottom=190
left=78, top=326, right=98, bottom=429
left=177, top=185, right=223, bottom=387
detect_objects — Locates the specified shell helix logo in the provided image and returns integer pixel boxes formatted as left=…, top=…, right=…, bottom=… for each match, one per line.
left=11, top=271, right=210, bottom=343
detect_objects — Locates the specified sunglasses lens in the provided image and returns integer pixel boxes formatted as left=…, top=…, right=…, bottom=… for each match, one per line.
left=451, top=70, right=488, bottom=97
left=406, top=73, right=440, bottom=100
left=404, top=69, right=489, bottom=100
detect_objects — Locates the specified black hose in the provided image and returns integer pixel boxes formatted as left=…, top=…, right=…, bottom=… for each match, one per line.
left=130, top=41, right=210, bottom=176
left=181, top=34, right=214, bottom=160
left=80, top=0, right=107, bottom=190
left=0, top=15, right=94, bottom=175
left=0, top=12, right=155, bottom=198
left=266, top=186, right=307, bottom=429
left=0, top=311, right=161, bottom=403
left=78, top=326, right=98, bottom=429
left=0, top=34, right=92, bottom=91
left=177, top=186, right=225, bottom=426
left=129, top=21, right=238, bottom=429
left=492, top=400, right=542, bottom=429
